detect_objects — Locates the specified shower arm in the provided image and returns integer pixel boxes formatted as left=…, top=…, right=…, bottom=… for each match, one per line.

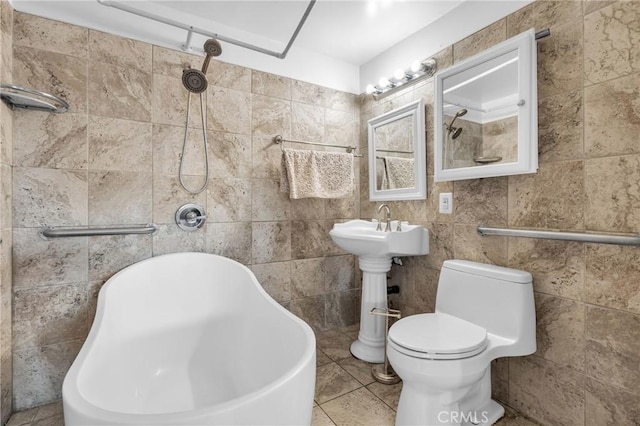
left=97, top=0, right=316, bottom=59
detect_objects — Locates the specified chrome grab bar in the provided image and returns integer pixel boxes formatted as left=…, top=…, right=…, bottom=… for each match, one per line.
left=41, top=224, right=158, bottom=239
left=477, top=225, right=640, bottom=247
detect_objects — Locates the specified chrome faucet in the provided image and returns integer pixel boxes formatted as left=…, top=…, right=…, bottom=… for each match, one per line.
left=377, top=204, right=392, bottom=232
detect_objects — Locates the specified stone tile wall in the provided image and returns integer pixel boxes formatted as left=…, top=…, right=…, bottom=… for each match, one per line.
left=360, top=1, right=640, bottom=424
left=10, top=12, right=360, bottom=410
left=0, top=0, right=13, bottom=422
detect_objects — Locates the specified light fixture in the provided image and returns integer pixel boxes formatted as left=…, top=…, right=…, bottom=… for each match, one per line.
left=366, top=58, right=437, bottom=100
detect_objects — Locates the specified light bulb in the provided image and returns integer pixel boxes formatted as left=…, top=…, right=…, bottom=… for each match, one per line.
left=410, top=60, right=424, bottom=73
left=365, top=84, right=376, bottom=94
left=393, top=68, right=406, bottom=81
left=378, top=77, right=391, bottom=88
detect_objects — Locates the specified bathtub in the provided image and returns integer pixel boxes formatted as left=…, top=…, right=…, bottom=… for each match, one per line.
left=63, top=252, right=316, bottom=425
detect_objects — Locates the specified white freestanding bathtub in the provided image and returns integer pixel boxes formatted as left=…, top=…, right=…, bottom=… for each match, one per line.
left=63, top=252, right=316, bottom=425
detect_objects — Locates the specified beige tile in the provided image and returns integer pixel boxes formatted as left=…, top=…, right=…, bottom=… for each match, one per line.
left=508, top=356, right=585, bottom=426
left=492, top=358, right=509, bottom=403
left=250, top=261, right=291, bottom=303
left=324, top=89, right=356, bottom=114
left=32, top=414, right=64, bottom=426
left=14, top=12, right=87, bottom=58
left=14, top=112, right=87, bottom=169
left=88, top=116, right=151, bottom=172
left=585, top=305, right=640, bottom=395
left=508, top=238, right=584, bottom=300
left=323, top=255, right=355, bottom=292
left=251, top=136, right=282, bottom=179
left=292, top=102, right=325, bottom=143
left=89, top=30, right=152, bottom=72
left=584, top=0, right=615, bottom=15
left=13, top=167, right=88, bottom=227
left=312, top=406, right=335, bottom=426
left=508, top=161, right=584, bottom=229
left=14, top=284, right=88, bottom=351
left=205, top=222, right=252, bottom=265
left=292, top=80, right=325, bottom=106
left=386, top=200, right=427, bottom=224
left=251, top=94, right=291, bottom=137
left=453, top=19, right=506, bottom=63
left=453, top=177, right=507, bottom=225
left=207, top=86, right=251, bottom=134
left=337, top=357, right=375, bottom=386
left=315, top=329, right=354, bottom=361
left=13, top=340, right=83, bottom=410
left=325, top=109, right=356, bottom=146
left=585, top=244, right=640, bottom=315
left=538, top=90, right=584, bottom=163
left=207, top=178, right=251, bottom=222
left=207, top=60, right=251, bottom=92
left=151, top=45, right=200, bottom=78
left=585, top=377, right=640, bottom=426
left=0, top=101, right=13, bottom=166
left=423, top=223, right=454, bottom=271
left=315, top=363, right=362, bottom=404
left=152, top=124, right=206, bottom=176
left=316, top=349, right=333, bottom=367
left=366, top=381, right=402, bottom=411
left=534, top=293, right=585, bottom=371
left=453, top=224, right=508, bottom=266
left=252, top=70, right=291, bottom=99
left=6, top=408, right=37, bottom=426
left=584, top=154, right=640, bottom=232
left=88, top=234, right=152, bottom=282
left=88, top=61, right=151, bottom=121
left=13, top=228, right=87, bottom=288
left=88, top=171, right=152, bottom=225
left=290, top=295, right=326, bottom=333
left=413, top=267, right=439, bottom=313
left=585, top=74, right=640, bottom=157
left=252, top=221, right=291, bottom=263
left=151, top=74, right=203, bottom=127
left=13, top=46, right=88, bottom=113
left=251, top=179, right=290, bottom=221
left=152, top=174, right=207, bottom=224
left=291, top=220, right=329, bottom=259
left=208, top=131, right=251, bottom=178
left=425, top=177, right=454, bottom=223
left=325, top=197, right=357, bottom=220
left=291, top=258, right=324, bottom=299
left=584, top=2, right=640, bottom=86
left=495, top=410, right=541, bottom=426
left=326, top=290, right=359, bottom=330
left=321, top=387, right=396, bottom=425
left=507, top=1, right=583, bottom=37
left=538, top=21, right=584, bottom=99
left=152, top=223, right=206, bottom=256
left=292, top=197, right=325, bottom=220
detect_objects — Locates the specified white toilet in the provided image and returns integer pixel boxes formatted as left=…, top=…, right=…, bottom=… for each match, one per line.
left=387, top=260, right=536, bottom=426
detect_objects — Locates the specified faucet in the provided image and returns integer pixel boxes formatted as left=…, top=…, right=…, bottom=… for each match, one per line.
left=377, top=204, right=392, bottom=232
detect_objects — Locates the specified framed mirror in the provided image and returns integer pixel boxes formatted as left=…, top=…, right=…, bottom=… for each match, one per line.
left=434, top=28, right=537, bottom=182
left=368, top=99, right=426, bottom=201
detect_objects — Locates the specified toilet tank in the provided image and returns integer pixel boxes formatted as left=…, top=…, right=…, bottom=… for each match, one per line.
left=435, top=260, right=535, bottom=354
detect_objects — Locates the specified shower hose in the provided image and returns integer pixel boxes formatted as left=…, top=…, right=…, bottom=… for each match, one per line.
left=179, top=91, right=210, bottom=194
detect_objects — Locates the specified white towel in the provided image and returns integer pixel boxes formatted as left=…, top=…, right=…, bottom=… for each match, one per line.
left=381, top=156, right=415, bottom=190
left=280, top=148, right=354, bottom=199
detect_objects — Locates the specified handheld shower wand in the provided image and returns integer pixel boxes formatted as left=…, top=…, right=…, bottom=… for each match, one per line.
left=445, top=108, right=468, bottom=140
left=179, top=39, right=223, bottom=194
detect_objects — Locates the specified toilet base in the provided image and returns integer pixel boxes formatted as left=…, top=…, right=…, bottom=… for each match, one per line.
left=467, top=399, right=505, bottom=426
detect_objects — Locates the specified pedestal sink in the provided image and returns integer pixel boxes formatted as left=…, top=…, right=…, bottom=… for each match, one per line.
left=329, top=219, right=429, bottom=363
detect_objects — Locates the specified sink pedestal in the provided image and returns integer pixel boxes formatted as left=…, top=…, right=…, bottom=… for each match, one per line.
left=350, top=257, right=392, bottom=363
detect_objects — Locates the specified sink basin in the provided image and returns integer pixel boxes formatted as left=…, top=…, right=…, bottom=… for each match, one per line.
left=330, top=219, right=429, bottom=258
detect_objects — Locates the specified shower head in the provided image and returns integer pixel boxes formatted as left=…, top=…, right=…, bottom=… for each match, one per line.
left=182, top=39, right=222, bottom=94
left=182, top=68, right=208, bottom=94
left=451, top=127, right=463, bottom=139
left=201, top=39, right=222, bottom=74
left=455, top=108, right=468, bottom=118
left=446, top=108, right=468, bottom=139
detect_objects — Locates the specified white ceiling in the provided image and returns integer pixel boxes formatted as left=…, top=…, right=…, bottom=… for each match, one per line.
left=9, top=0, right=532, bottom=93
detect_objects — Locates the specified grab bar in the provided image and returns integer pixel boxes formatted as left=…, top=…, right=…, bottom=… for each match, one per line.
left=41, top=224, right=159, bottom=239
left=477, top=225, right=640, bottom=247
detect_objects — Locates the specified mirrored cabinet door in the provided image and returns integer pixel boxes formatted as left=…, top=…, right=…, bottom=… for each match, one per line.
left=434, top=29, right=538, bottom=182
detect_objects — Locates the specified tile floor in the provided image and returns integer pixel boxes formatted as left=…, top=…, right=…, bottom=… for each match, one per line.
left=7, top=324, right=540, bottom=426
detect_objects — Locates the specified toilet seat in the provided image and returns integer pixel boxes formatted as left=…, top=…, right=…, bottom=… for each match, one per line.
left=388, top=313, right=488, bottom=360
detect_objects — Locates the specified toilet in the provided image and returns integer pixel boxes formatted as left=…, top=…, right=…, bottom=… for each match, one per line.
left=387, top=260, right=536, bottom=426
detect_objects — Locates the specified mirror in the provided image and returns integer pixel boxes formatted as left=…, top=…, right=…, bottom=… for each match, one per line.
left=368, top=99, right=426, bottom=201
left=434, top=28, right=538, bottom=182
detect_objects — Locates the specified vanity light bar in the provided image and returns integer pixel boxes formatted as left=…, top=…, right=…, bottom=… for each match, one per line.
left=366, top=58, right=437, bottom=100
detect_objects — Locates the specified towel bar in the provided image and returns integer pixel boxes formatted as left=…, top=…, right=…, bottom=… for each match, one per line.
left=273, top=135, right=362, bottom=157
left=477, top=225, right=640, bottom=246
left=41, top=224, right=158, bottom=239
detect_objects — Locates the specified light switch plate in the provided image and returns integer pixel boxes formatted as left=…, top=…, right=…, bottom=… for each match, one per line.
left=439, top=193, right=453, bottom=214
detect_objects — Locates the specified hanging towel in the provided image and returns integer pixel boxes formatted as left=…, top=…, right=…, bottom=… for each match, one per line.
left=381, top=156, right=415, bottom=190
left=280, top=148, right=354, bottom=199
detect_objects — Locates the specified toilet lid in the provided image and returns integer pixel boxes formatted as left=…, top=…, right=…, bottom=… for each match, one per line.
left=388, top=313, right=487, bottom=360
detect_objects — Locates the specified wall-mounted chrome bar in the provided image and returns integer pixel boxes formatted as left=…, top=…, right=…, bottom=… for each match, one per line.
left=535, top=28, right=551, bottom=40
left=97, top=0, right=316, bottom=59
left=273, top=135, right=362, bottom=157
left=41, top=224, right=158, bottom=239
left=477, top=225, right=640, bottom=247
left=376, top=148, right=414, bottom=154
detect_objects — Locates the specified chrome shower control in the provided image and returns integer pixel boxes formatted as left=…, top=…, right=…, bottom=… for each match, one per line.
left=175, top=203, right=206, bottom=232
